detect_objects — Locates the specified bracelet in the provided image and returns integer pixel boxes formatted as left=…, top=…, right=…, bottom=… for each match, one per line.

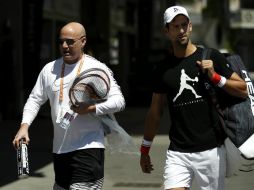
left=211, top=72, right=221, bottom=86
left=211, top=72, right=226, bottom=88
left=140, top=139, right=152, bottom=155
left=140, top=145, right=150, bottom=155
left=142, top=139, right=152, bottom=146
left=217, top=76, right=226, bottom=87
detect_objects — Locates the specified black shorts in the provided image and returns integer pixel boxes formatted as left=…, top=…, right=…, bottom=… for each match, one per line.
left=53, top=148, right=104, bottom=189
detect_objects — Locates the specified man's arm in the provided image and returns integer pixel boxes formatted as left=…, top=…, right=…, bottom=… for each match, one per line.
left=222, top=72, right=248, bottom=98
left=143, top=93, right=166, bottom=141
left=197, top=60, right=248, bottom=98
left=95, top=67, right=125, bottom=115
left=140, top=93, right=166, bottom=173
left=13, top=68, right=49, bottom=149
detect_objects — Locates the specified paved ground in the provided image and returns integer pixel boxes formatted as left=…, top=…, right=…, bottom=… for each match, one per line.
left=1, top=107, right=254, bottom=190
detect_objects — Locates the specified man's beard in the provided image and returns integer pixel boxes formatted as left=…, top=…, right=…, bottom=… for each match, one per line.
left=176, top=37, right=189, bottom=48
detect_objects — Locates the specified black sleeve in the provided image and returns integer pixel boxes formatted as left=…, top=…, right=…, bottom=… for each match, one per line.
left=210, top=48, right=234, bottom=79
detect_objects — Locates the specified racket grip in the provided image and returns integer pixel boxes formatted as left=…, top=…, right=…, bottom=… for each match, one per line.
left=17, top=139, right=29, bottom=178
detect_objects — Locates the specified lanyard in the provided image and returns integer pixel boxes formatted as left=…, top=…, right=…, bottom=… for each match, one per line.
left=59, top=56, right=84, bottom=103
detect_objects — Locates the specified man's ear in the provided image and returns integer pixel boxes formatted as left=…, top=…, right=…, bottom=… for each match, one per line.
left=82, top=37, right=87, bottom=48
left=189, top=22, right=192, bottom=32
left=163, top=26, right=169, bottom=35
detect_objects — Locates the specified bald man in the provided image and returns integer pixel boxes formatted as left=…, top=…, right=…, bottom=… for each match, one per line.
left=13, top=22, right=125, bottom=190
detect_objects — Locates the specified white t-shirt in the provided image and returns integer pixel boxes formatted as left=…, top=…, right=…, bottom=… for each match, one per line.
left=21, top=54, right=125, bottom=153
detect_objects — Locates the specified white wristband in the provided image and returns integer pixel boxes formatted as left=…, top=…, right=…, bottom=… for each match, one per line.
left=142, top=139, right=152, bottom=147
left=217, top=76, right=226, bottom=88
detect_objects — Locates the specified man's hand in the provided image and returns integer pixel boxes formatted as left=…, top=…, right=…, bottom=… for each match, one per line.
left=12, top=123, right=30, bottom=149
left=196, top=59, right=215, bottom=78
left=140, top=154, right=154, bottom=173
left=70, top=103, right=96, bottom=115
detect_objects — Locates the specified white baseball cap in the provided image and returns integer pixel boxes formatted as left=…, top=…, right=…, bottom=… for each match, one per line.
left=163, top=6, right=190, bottom=25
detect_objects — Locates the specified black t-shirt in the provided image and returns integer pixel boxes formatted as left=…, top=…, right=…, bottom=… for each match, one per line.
left=152, top=47, right=233, bottom=152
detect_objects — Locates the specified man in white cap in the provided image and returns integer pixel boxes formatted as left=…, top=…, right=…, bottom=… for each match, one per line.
left=139, top=5, right=247, bottom=190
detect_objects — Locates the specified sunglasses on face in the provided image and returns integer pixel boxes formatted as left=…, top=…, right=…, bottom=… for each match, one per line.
left=58, top=36, right=85, bottom=46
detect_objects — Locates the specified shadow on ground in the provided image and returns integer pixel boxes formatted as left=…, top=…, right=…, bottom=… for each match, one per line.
left=0, top=116, right=53, bottom=187
left=0, top=106, right=170, bottom=187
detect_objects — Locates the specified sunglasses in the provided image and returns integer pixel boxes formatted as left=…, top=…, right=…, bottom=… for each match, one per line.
left=58, top=36, right=85, bottom=46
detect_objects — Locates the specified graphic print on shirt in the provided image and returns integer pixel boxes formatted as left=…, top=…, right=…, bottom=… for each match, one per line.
left=173, top=69, right=201, bottom=102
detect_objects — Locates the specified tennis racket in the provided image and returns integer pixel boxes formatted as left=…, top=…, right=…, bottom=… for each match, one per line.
left=69, top=68, right=110, bottom=107
left=59, top=67, right=137, bottom=154
left=59, top=68, right=110, bottom=129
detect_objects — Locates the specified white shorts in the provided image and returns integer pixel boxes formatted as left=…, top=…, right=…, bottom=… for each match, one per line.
left=163, top=146, right=226, bottom=190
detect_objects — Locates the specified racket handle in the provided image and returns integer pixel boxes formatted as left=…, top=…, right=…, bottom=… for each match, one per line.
left=17, top=139, right=29, bottom=178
